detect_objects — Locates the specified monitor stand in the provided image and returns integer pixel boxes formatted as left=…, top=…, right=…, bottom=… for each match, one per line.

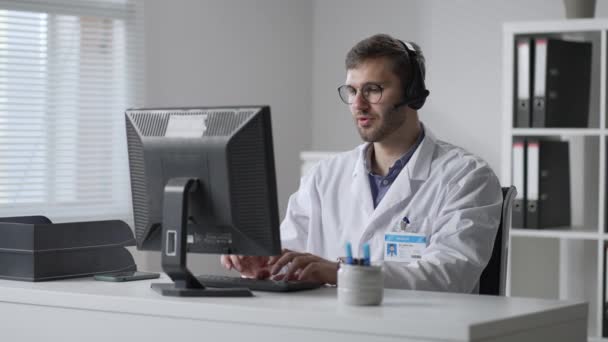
left=150, top=177, right=252, bottom=297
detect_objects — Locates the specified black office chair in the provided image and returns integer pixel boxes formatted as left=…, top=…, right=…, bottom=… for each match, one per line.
left=479, top=186, right=517, bottom=296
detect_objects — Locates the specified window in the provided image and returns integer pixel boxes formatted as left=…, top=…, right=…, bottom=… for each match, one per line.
left=0, top=0, right=143, bottom=223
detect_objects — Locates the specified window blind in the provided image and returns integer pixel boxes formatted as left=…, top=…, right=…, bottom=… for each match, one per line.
left=0, top=0, right=143, bottom=224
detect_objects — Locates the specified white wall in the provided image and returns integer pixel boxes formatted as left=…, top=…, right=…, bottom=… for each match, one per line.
left=311, top=0, right=608, bottom=176
left=137, top=0, right=312, bottom=273
left=311, top=0, right=430, bottom=154
left=144, top=0, right=312, bottom=215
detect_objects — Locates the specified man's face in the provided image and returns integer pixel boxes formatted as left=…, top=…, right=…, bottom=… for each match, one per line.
left=345, top=57, right=406, bottom=143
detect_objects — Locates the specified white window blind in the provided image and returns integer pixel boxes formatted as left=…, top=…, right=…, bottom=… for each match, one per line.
left=0, top=0, right=143, bottom=224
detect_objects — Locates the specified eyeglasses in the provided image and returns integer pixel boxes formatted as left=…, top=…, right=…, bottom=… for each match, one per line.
left=337, top=83, right=384, bottom=104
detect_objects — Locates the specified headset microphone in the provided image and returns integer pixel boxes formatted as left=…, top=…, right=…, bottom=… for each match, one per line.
left=392, top=99, right=410, bottom=110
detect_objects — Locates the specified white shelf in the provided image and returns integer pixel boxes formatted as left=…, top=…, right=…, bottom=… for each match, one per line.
left=511, top=228, right=601, bottom=240
left=589, top=337, right=608, bottom=342
left=504, top=18, right=608, bottom=34
left=511, top=128, right=604, bottom=136
left=503, top=19, right=608, bottom=340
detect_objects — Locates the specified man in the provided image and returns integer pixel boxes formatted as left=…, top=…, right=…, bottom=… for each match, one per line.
left=221, top=34, right=502, bottom=293
left=387, top=244, right=397, bottom=257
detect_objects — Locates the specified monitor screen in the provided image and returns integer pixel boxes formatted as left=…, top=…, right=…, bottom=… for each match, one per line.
left=125, top=106, right=281, bottom=296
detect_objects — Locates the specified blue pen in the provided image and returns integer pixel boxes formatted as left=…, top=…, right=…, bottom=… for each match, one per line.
left=363, top=243, right=371, bottom=266
left=345, top=242, right=353, bottom=265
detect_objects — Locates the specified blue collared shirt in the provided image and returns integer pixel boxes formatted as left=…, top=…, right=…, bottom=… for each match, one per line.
left=366, top=127, right=425, bottom=208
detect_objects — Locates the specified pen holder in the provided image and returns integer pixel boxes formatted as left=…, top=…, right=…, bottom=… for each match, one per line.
left=337, top=264, right=383, bottom=306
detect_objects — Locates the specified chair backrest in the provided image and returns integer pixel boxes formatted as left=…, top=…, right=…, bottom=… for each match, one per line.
left=479, top=186, right=517, bottom=296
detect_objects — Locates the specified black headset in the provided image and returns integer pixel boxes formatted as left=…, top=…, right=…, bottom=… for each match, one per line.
left=394, top=40, right=430, bottom=110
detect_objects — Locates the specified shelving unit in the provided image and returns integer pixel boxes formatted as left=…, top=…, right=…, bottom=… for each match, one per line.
left=502, top=19, right=608, bottom=340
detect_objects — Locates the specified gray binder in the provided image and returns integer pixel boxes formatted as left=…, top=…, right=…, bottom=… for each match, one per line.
left=514, top=38, right=532, bottom=128
left=525, top=141, right=571, bottom=228
left=532, top=38, right=592, bottom=128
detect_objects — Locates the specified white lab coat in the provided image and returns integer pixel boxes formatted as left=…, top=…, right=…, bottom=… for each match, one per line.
left=281, top=127, right=502, bottom=293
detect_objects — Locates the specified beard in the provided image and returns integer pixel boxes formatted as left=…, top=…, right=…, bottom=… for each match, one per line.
left=355, top=107, right=407, bottom=142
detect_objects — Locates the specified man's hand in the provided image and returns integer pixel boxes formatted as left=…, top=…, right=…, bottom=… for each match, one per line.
left=269, top=249, right=338, bottom=285
left=220, top=255, right=279, bottom=279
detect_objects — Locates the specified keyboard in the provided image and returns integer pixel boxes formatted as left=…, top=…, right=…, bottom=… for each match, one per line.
left=196, top=275, right=323, bottom=292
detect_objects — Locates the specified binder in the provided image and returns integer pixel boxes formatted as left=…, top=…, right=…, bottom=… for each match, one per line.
left=512, top=139, right=526, bottom=228
left=525, top=140, right=571, bottom=228
left=514, top=38, right=532, bottom=127
left=532, top=38, right=592, bottom=128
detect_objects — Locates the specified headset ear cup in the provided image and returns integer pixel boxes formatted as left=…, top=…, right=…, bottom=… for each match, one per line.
left=399, top=40, right=430, bottom=110
left=407, top=90, right=429, bottom=110
left=405, top=74, right=420, bottom=105
left=404, top=76, right=427, bottom=110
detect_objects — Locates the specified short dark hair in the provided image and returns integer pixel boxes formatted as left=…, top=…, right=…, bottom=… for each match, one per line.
left=345, top=34, right=426, bottom=94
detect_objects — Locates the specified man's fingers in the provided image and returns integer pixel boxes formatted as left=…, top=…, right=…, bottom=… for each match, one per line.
left=267, top=254, right=282, bottom=266
left=254, top=268, right=271, bottom=280
left=267, top=248, right=293, bottom=266
left=230, top=255, right=243, bottom=272
left=270, top=251, right=299, bottom=275
left=220, top=255, right=233, bottom=270
left=271, top=273, right=286, bottom=281
left=290, top=255, right=316, bottom=271
left=297, top=262, right=320, bottom=282
left=282, top=255, right=316, bottom=281
left=223, top=251, right=326, bottom=281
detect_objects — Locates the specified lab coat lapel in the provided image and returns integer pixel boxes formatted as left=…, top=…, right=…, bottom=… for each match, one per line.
left=349, top=144, right=374, bottom=219
left=364, top=129, right=437, bottom=232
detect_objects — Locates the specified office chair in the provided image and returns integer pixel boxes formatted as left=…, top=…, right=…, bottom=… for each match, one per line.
left=479, top=186, right=517, bottom=296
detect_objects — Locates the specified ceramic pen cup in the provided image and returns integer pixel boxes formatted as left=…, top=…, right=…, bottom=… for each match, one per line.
left=337, top=263, right=384, bottom=306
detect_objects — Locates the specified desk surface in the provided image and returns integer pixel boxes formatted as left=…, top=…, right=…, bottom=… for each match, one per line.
left=0, top=275, right=587, bottom=341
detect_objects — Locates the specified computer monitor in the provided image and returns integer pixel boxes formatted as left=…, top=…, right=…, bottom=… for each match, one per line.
left=125, top=106, right=281, bottom=297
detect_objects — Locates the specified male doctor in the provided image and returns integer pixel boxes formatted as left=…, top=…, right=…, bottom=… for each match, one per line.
left=221, top=34, right=502, bottom=293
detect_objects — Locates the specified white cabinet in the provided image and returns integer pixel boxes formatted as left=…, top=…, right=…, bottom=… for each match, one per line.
left=501, top=19, right=608, bottom=340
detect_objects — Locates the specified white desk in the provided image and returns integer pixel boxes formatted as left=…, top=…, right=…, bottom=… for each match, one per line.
left=0, top=275, right=586, bottom=342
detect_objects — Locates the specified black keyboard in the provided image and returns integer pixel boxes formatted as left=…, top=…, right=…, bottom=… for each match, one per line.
left=196, top=275, right=323, bottom=292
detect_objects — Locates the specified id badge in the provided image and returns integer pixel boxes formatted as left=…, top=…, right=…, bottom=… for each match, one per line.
left=384, top=231, right=427, bottom=263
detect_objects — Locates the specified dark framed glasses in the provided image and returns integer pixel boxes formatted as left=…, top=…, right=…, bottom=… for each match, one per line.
left=337, top=83, right=384, bottom=104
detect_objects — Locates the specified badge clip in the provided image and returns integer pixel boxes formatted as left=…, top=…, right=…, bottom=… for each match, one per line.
left=399, top=216, right=410, bottom=231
